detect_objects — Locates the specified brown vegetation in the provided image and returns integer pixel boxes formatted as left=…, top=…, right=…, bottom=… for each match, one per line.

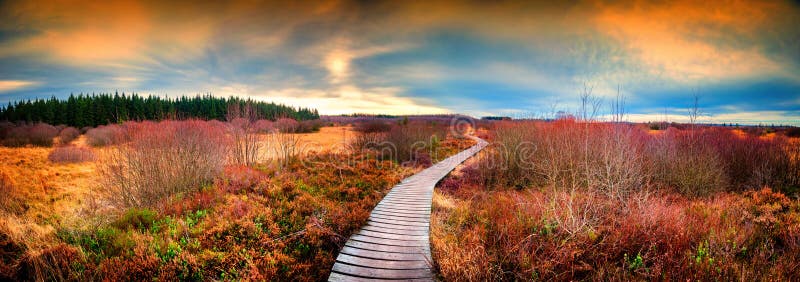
left=99, top=120, right=229, bottom=209
left=47, top=146, right=96, bottom=164
left=0, top=117, right=474, bottom=280
left=432, top=119, right=800, bottom=280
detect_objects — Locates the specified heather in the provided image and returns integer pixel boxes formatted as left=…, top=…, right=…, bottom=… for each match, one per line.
left=432, top=119, right=800, bottom=281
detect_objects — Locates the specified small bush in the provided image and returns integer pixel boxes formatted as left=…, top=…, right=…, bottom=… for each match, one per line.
left=274, top=118, right=299, bottom=133
left=113, top=208, right=158, bottom=232
left=85, top=125, right=127, bottom=147
left=0, top=121, right=13, bottom=140
left=785, top=127, right=800, bottom=138
left=354, top=120, right=392, bottom=133
left=99, top=120, right=230, bottom=209
left=383, top=121, right=448, bottom=164
left=2, top=123, right=58, bottom=147
left=297, top=120, right=324, bottom=133
left=58, top=127, right=80, bottom=145
left=253, top=119, right=274, bottom=133
left=48, top=146, right=96, bottom=164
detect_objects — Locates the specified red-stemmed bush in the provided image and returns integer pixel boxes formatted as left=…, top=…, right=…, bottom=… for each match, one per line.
left=48, top=146, right=96, bottom=164
left=99, top=120, right=231, bottom=209
left=57, top=127, right=80, bottom=145
left=85, top=124, right=128, bottom=147
left=2, top=123, right=59, bottom=147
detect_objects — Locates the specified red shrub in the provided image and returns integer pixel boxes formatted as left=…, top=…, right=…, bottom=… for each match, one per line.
left=354, top=119, right=392, bottom=133
left=217, top=166, right=265, bottom=194
left=85, top=124, right=128, bottom=147
left=96, top=248, right=160, bottom=280
left=47, top=146, right=96, bottom=164
left=2, top=123, right=58, bottom=147
left=99, top=120, right=231, bottom=209
left=274, top=118, right=299, bottom=133
left=253, top=119, right=274, bottom=133
left=57, top=127, right=80, bottom=145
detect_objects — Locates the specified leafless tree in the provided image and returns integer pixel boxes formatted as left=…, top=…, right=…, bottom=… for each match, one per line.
left=274, top=118, right=302, bottom=168
left=227, top=102, right=264, bottom=166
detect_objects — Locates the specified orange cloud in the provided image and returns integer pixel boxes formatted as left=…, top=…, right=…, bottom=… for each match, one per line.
left=592, top=0, right=794, bottom=82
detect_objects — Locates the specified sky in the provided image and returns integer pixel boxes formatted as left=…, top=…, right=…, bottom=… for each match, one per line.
left=0, top=0, right=798, bottom=125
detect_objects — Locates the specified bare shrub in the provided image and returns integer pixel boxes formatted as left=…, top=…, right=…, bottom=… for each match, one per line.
left=274, top=118, right=299, bottom=133
left=349, top=132, right=385, bottom=152
left=700, top=128, right=792, bottom=190
left=297, top=119, right=324, bottom=133
left=228, top=118, right=263, bottom=166
left=86, top=124, right=128, bottom=147
left=273, top=119, right=302, bottom=167
left=354, top=120, right=392, bottom=133
left=57, top=127, right=80, bottom=145
left=47, top=146, right=96, bottom=164
left=589, top=124, right=649, bottom=201
left=0, top=121, right=13, bottom=140
left=99, top=120, right=230, bottom=209
left=648, top=128, right=727, bottom=196
left=383, top=121, right=447, bottom=164
left=2, top=123, right=58, bottom=147
left=253, top=119, right=274, bottom=133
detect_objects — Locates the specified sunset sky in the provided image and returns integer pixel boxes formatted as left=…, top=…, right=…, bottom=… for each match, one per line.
left=0, top=0, right=798, bottom=124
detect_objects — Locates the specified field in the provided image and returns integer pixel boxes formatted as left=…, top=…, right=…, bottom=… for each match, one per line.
left=0, top=119, right=474, bottom=280
left=1, top=116, right=798, bottom=281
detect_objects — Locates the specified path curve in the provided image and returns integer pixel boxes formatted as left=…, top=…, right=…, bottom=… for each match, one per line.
left=329, top=136, right=488, bottom=281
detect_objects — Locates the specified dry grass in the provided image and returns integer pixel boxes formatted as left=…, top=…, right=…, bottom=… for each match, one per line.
left=258, top=126, right=356, bottom=159
left=0, top=146, right=98, bottom=223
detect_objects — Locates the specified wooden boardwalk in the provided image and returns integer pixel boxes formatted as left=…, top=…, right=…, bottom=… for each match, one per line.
left=329, top=137, right=488, bottom=281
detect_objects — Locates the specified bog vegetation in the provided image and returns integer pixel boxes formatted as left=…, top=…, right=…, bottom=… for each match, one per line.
left=0, top=112, right=473, bottom=280
left=431, top=101, right=800, bottom=280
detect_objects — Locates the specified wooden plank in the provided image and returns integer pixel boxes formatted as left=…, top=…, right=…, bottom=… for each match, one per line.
left=368, top=218, right=429, bottom=228
left=371, top=210, right=430, bottom=220
left=356, top=229, right=428, bottom=240
left=369, top=214, right=429, bottom=224
left=372, top=206, right=432, bottom=214
left=345, top=240, right=429, bottom=254
left=332, top=263, right=433, bottom=279
left=339, top=246, right=428, bottom=261
left=335, top=253, right=431, bottom=270
left=361, top=226, right=429, bottom=236
left=350, top=234, right=428, bottom=246
left=365, top=221, right=429, bottom=232
left=378, top=200, right=431, bottom=205
left=329, top=271, right=434, bottom=282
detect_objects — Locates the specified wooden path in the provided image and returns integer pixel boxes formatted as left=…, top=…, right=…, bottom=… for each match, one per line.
left=329, top=137, right=488, bottom=281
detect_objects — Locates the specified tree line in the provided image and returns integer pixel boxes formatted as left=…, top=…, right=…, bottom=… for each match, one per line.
left=0, top=93, right=319, bottom=128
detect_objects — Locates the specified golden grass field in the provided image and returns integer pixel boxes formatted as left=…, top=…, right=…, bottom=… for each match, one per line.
left=0, top=127, right=357, bottom=252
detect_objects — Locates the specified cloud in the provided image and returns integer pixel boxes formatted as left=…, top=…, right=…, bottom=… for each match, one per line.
left=592, top=0, right=797, bottom=83
left=0, top=0, right=796, bottom=124
left=253, top=85, right=448, bottom=115
left=0, top=80, right=37, bottom=92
